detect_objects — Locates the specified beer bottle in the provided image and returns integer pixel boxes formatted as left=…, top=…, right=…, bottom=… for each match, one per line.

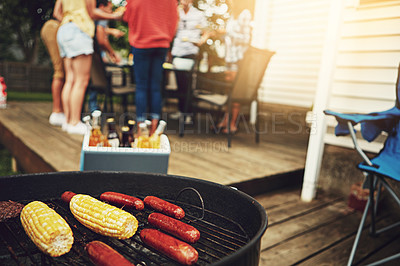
left=127, top=119, right=136, bottom=144
left=89, top=111, right=102, bottom=146
left=150, top=120, right=167, bottom=149
left=106, top=117, right=120, bottom=148
left=89, top=110, right=109, bottom=147
left=137, top=123, right=151, bottom=148
left=120, top=126, right=132, bottom=147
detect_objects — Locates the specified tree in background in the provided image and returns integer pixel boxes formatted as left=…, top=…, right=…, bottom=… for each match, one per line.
left=0, top=0, right=54, bottom=63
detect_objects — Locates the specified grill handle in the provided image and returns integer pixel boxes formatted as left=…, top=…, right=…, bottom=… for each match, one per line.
left=174, top=187, right=205, bottom=223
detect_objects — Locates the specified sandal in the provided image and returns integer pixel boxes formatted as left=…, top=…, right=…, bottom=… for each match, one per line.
left=210, top=124, right=226, bottom=133
left=222, top=126, right=238, bottom=135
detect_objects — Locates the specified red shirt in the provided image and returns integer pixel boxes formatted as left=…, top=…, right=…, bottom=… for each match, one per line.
left=123, top=0, right=178, bottom=49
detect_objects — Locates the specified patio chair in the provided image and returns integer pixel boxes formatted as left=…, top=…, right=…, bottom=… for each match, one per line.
left=324, top=63, right=400, bottom=265
left=192, top=46, right=275, bottom=147
left=85, top=42, right=135, bottom=114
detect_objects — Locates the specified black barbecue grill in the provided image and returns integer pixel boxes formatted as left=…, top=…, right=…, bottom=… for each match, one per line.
left=0, top=171, right=268, bottom=265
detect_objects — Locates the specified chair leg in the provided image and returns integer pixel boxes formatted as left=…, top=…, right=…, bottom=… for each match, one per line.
left=255, top=101, right=260, bottom=143
left=347, top=194, right=372, bottom=266
left=369, top=174, right=376, bottom=236
left=122, top=95, right=128, bottom=114
left=179, top=113, right=184, bottom=137
left=227, top=107, right=232, bottom=148
left=348, top=174, right=377, bottom=266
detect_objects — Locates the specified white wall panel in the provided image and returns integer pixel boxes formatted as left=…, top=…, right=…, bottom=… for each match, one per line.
left=256, top=0, right=331, bottom=107
left=253, top=0, right=400, bottom=149
left=326, top=1, right=400, bottom=149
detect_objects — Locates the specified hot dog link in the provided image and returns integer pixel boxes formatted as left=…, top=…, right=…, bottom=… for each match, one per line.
left=86, top=241, right=135, bottom=266
left=148, top=213, right=200, bottom=243
left=144, top=196, right=185, bottom=219
left=140, top=229, right=198, bottom=265
left=100, top=192, right=144, bottom=210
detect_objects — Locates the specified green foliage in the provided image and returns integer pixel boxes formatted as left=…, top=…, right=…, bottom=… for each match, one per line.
left=108, top=19, right=130, bottom=57
left=0, top=0, right=55, bottom=63
left=7, top=91, right=53, bottom=102
left=0, top=144, right=19, bottom=176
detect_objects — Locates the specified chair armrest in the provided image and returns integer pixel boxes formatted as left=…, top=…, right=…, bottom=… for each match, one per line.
left=324, top=106, right=400, bottom=142
left=195, top=75, right=233, bottom=94
left=346, top=121, right=374, bottom=166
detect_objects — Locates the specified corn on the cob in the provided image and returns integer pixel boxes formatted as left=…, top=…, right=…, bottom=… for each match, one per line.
left=20, top=201, right=74, bottom=257
left=69, top=194, right=138, bottom=239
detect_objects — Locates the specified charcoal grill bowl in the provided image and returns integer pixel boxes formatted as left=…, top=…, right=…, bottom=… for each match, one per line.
left=0, top=171, right=267, bottom=266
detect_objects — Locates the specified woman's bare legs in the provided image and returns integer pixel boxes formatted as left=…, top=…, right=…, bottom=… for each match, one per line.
left=62, top=58, right=74, bottom=124
left=222, top=102, right=240, bottom=133
left=69, top=54, right=92, bottom=125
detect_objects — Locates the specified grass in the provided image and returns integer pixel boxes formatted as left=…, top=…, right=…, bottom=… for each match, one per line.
left=7, top=91, right=53, bottom=102
left=0, top=144, right=20, bottom=176
left=7, top=91, right=128, bottom=105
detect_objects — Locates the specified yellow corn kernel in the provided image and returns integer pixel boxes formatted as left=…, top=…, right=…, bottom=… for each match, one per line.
left=20, top=201, right=74, bottom=257
left=69, top=194, right=138, bottom=239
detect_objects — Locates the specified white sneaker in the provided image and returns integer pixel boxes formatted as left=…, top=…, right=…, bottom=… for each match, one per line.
left=49, top=112, right=66, bottom=126
left=169, top=111, right=181, bottom=120
left=184, top=115, right=193, bottom=124
left=67, top=122, right=88, bottom=135
left=62, top=122, right=70, bottom=132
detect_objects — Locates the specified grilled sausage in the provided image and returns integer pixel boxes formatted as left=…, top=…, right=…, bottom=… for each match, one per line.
left=61, top=191, right=77, bottom=203
left=100, top=192, right=144, bottom=210
left=86, top=241, right=135, bottom=266
left=140, top=229, right=198, bottom=265
left=144, top=196, right=185, bottom=219
left=148, top=213, right=200, bottom=243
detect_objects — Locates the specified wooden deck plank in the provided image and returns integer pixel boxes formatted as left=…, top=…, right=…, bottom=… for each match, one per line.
left=299, top=215, right=400, bottom=265
left=256, top=188, right=400, bottom=266
left=265, top=193, right=344, bottom=226
left=259, top=213, right=361, bottom=265
left=260, top=201, right=356, bottom=251
left=0, top=101, right=308, bottom=186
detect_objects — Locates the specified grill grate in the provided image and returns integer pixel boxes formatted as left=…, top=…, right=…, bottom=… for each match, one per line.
left=1, top=196, right=250, bottom=265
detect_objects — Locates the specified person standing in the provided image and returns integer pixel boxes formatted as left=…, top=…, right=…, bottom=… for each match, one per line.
left=123, top=0, right=179, bottom=135
left=40, top=19, right=65, bottom=126
left=216, top=0, right=252, bottom=134
left=88, top=0, right=126, bottom=113
left=169, top=0, right=209, bottom=121
left=53, top=0, right=123, bottom=135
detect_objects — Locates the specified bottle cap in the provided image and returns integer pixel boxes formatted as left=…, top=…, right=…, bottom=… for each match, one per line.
left=92, top=110, right=102, bottom=118
left=83, top=116, right=91, bottom=123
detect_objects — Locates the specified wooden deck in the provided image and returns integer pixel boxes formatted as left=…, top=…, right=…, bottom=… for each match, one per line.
left=1, top=101, right=400, bottom=265
left=256, top=187, right=400, bottom=266
left=0, top=101, right=309, bottom=186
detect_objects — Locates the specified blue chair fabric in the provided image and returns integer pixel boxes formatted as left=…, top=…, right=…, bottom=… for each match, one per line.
left=324, top=63, right=400, bottom=265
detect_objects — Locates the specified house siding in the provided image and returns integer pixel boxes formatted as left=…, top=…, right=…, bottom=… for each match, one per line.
left=326, top=0, right=400, bottom=152
left=253, top=0, right=400, bottom=152
left=255, top=0, right=331, bottom=108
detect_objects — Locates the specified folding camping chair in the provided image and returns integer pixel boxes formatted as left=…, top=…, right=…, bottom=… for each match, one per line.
left=324, top=64, right=400, bottom=265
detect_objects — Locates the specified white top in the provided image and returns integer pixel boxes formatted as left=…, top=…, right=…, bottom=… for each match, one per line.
left=225, top=9, right=252, bottom=66
left=171, top=5, right=207, bottom=57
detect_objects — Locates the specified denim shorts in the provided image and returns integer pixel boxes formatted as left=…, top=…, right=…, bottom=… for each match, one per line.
left=57, top=22, right=93, bottom=58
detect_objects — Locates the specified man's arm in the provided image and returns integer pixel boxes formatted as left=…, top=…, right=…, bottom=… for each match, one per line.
left=53, top=0, right=63, bottom=22
left=96, top=24, right=121, bottom=63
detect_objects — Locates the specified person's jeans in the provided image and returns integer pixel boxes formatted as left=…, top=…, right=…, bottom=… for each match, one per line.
left=173, top=54, right=197, bottom=113
left=88, top=89, right=100, bottom=113
left=131, top=47, right=168, bottom=122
